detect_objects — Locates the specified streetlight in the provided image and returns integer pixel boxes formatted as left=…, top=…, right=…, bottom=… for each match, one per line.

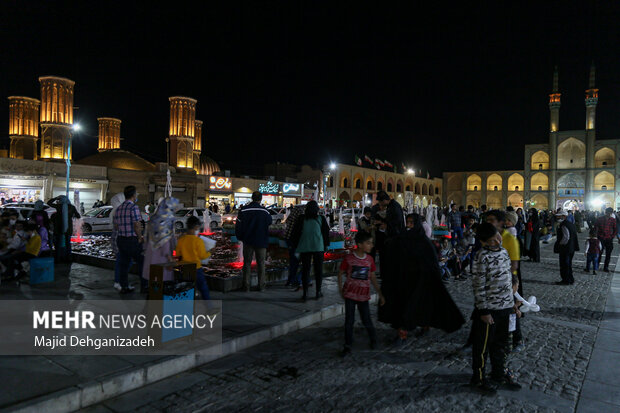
left=407, top=168, right=414, bottom=174
left=330, top=162, right=336, bottom=170
left=65, top=124, right=80, bottom=198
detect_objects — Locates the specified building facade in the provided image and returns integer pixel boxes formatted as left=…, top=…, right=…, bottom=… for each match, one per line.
left=443, top=65, right=618, bottom=211
left=324, top=163, right=442, bottom=208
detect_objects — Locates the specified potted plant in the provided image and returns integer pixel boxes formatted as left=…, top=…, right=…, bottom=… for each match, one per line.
left=328, top=231, right=346, bottom=250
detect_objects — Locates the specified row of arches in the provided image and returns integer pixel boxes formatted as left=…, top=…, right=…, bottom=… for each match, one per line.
left=467, top=171, right=616, bottom=192
left=464, top=193, right=524, bottom=209
left=530, top=143, right=615, bottom=171
left=467, top=173, right=524, bottom=192
left=336, top=191, right=442, bottom=207
left=330, top=174, right=438, bottom=195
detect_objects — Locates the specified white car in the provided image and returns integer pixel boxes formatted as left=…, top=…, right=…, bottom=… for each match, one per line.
left=174, top=207, right=222, bottom=230
left=81, top=206, right=114, bottom=232
left=267, top=208, right=285, bottom=224
left=81, top=206, right=149, bottom=233
left=0, top=202, right=56, bottom=220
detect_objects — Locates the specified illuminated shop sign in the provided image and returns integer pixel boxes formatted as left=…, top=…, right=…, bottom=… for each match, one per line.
left=282, top=183, right=301, bottom=195
left=258, top=181, right=279, bottom=194
left=209, top=177, right=232, bottom=191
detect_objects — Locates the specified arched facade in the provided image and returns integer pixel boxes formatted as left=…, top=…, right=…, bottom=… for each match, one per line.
left=507, top=173, right=524, bottom=191
left=530, top=194, right=549, bottom=210
left=594, top=171, right=614, bottom=190
left=396, top=179, right=404, bottom=193
left=422, top=183, right=428, bottom=195
left=414, top=183, right=421, bottom=194
left=507, top=193, right=523, bottom=208
left=376, top=179, right=384, bottom=191
left=595, top=148, right=615, bottom=168
left=340, top=171, right=351, bottom=188
left=353, top=192, right=363, bottom=201
left=466, top=193, right=481, bottom=208
left=486, top=193, right=502, bottom=209
left=353, top=173, right=363, bottom=189
left=531, top=151, right=549, bottom=170
left=467, top=174, right=481, bottom=191
left=531, top=172, right=549, bottom=191
left=366, top=176, right=374, bottom=190
left=387, top=178, right=395, bottom=192
left=557, top=137, right=586, bottom=169
left=487, top=173, right=502, bottom=191
left=429, top=184, right=435, bottom=195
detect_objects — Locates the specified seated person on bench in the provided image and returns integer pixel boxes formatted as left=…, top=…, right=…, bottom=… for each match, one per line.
left=1, top=223, right=41, bottom=278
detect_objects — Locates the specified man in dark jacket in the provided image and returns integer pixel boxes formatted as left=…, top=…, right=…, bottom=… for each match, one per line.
left=554, top=210, right=579, bottom=285
left=235, top=191, right=273, bottom=291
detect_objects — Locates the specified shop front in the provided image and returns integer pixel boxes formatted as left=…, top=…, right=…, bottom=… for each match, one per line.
left=52, top=178, right=109, bottom=210
left=281, top=182, right=302, bottom=206
left=258, top=181, right=280, bottom=206
left=206, top=176, right=234, bottom=206
left=0, top=175, right=46, bottom=203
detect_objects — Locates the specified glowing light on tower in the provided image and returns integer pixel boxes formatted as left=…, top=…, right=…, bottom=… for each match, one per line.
left=8, top=96, right=40, bottom=159
left=168, top=96, right=197, bottom=169
left=39, top=76, right=75, bottom=160
left=97, top=117, right=121, bottom=151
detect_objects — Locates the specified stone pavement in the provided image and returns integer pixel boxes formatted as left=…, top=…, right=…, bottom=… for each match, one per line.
left=0, top=262, right=351, bottom=412
left=83, top=234, right=620, bottom=413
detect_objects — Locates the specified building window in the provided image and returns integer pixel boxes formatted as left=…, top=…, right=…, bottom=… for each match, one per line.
left=377, top=182, right=383, bottom=191
left=328, top=177, right=334, bottom=187
left=538, top=186, right=542, bottom=191
left=565, top=190, right=570, bottom=194
left=539, top=164, right=543, bottom=170
left=494, top=186, right=498, bottom=191
left=603, top=161, right=608, bottom=166
left=397, top=184, right=402, bottom=192
left=570, top=159, right=573, bottom=164
left=343, top=178, right=348, bottom=187
left=473, top=185, right=478, bottom=191
left=602, top=185, right=608, bottom=190
left=435, top=187, right=439, bottom=194
left=387, top=183, right=393, bottom=192
left=355, top=179, right=361, bottom=189
left=515, top=186, right=519, bottom=191
left=367, top=181, right=373, bottom=190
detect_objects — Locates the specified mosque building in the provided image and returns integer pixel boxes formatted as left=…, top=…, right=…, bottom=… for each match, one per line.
left=443, top=64, right=617, bottom=211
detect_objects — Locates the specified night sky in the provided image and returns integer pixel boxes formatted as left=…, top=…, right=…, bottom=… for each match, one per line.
left=1, top=2, right=619, bottom=177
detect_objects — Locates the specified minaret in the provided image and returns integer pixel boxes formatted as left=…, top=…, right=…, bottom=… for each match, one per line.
left=97, top=117, right=121, bottom=151
left=8, top=96, right=40, bottom=159
left=585, top=62, right=598, bottom=130
left=168, top=96, right=196, bottom=169
left=548, top=66, right=561, bottom=132
left=585, top=62, right=598, bottom=205
left=548, top=66, right=560, bottom=210
left=39, top=76, right=75, bottom=160
left=193, top=120, right=202, bottom=173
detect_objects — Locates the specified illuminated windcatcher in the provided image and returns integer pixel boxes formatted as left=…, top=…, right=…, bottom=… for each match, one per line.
left=8, top=96, right=40, bottom=159
left=39, top=76, right=75, bottom=160
left=98, top=117, right=122, bottom=151
left=168, top=96, right=197, bottom=169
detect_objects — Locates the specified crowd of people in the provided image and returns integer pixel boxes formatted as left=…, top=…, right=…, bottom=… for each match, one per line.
left=4, top=185, right=620, bottom=394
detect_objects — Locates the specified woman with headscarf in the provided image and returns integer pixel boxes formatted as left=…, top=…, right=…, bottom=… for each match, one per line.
left=142, top=197, right=180, bottom=293
left=525, top=208, right=541, bottom=262
left=290, top=200, right=330, bottom=301
left=378, top=213, right=464, bottom=343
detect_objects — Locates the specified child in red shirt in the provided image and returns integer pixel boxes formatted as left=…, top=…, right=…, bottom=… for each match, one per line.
left=338, top=230, right=385, bottom=356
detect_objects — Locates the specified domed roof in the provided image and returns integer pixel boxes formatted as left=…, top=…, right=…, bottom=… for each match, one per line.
left=199, top=154, right=221, bottom=176
left=77, top=149, right=155, bottom=171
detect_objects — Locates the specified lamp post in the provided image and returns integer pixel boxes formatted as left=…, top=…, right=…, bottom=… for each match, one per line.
left=65, top=124, right=80, bottom=198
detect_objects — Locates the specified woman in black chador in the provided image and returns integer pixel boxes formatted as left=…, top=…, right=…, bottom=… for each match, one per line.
left=378, top=213, right=465, bottom=342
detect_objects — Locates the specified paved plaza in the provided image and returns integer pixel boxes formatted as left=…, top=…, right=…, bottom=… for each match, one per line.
left=68, top=235, right=620, bottom=413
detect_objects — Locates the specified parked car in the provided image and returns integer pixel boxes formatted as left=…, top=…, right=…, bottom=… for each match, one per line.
left=267, top=208, right=285, bottom=224
left=81, top=206, right=114, bottom=232
left=81, top=206, right=149, bottom=233
left=0, top=202, right=56, bottom=220
left=174, top=207, right=222, bottom=230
